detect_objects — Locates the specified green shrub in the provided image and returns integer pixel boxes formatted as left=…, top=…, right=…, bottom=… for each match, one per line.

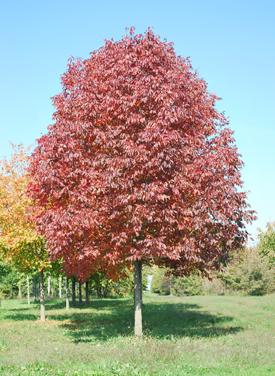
left=151, top=266, right=203, bottom=296
left=0, top=261, right=21, bottom=298
left=220, top=248, right=275, bottom=295
left=171, top=273, right=203, bottom=296
left=151, top=266, right=171, bottom=295
left=201, top=277, right=227, bottom=295
left=258, top=223, right=275, bottom=266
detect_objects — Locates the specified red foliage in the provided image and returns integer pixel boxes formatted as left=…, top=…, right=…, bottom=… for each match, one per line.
left=28, top=29, right=255, bottom=281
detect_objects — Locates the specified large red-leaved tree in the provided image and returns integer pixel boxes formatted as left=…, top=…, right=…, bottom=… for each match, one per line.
left=28, top=29, right=254, bottom=335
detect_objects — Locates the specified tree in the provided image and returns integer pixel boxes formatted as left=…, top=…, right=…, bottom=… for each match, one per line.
left=28, top=29, right=255, bottom=335
left=151, top=266, right=171, bottom=295
left=258, top=223, right=275, bottom=266
left=0, top=146, right=50, bottom=320
left=220, top=247, right=275, bottom=295
left=0, top=260, right=22, bottom=299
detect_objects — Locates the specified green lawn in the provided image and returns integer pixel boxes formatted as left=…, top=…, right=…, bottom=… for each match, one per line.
left=0, top=293, right=274, bottom=375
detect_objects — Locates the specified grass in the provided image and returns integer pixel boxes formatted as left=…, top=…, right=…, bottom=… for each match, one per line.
left=0, top=293, right=274, bottom=375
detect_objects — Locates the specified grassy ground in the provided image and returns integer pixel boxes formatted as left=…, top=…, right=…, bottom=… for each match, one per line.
left=0, top=293, right=274, bottom=375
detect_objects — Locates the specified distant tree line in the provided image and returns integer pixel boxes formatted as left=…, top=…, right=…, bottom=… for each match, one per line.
left=151, top=241, right=275, bottom=297
left=0, top=267, right=137, bottom=301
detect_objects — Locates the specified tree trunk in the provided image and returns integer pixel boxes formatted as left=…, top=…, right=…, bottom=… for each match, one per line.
left=65, top=278, right=70, bottom=310
left=96, top=287, right=101, bottom=298
left=59, top=275, right=62, bottom=298
left=78, top=282, right=82, bottom=304
left=32, top=276, right=36, bottom=301
left=72, top=277, right=76, bottom=306
left=134, top=260, right=143, bottom=336
left=47, top=275, right=51, bottom=297
left=39, top=271, right=46, bottom=321
left=33, top=276, right=39, bottom=302
left=18, top=281, right=22, bottom=299
left=85, top=281, right=89, bottom=305
left=26, top=275, right=30, bottom=305
left=140, top=272, right=143, bottom=305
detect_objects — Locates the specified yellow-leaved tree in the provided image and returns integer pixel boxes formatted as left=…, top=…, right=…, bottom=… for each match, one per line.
left=0, top=145, right=51, bottom=320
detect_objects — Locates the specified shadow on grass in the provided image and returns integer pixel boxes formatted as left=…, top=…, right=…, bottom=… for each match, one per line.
left=3, top=312, right=38, bottom=321
left=46, top=298, right=128, bottom=311
left=54, top=300, right=242, bottom=342
left=3, top=298, right=243, bottom=341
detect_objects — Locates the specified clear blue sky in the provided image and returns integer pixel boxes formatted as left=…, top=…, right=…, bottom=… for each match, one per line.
left=1, top=1, right=274, bottom=241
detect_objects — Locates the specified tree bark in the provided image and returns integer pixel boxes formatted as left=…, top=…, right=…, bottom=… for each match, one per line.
left=65, top=278, right=70, bottom=310
left=26, top=275, right=30, bottom=305
left=32, top=276, right=35, bottom=300
left=78, top=282, right=82, bottom=304
left=33, top=275, right=39, bottom=302
left=18, top=281, right=22, bottom=299
left=134, top=260, right=143, bottom=336
left=72, top=277, right=76, bottom=306
left=58, top=275, right=62, bottom=298
left=140, top=268, right=143, bottom=305
left=85, top=281, right=89, bottom=305
left=40, top=271, right=46, bottom=321
left=47, top=275, right=51, bottom=297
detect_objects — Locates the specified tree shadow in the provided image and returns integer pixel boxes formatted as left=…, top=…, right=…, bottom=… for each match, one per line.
left=8, top=307, right=33, bottom=312
left=143, top=303, right=241, bottom=338
left=3, top=298, right=243, bottom=341
left=3, top=312, right=38, bottom=321
left=46, top=298, right=128, bottom=311
left=50, top=300, right=243, bottom=343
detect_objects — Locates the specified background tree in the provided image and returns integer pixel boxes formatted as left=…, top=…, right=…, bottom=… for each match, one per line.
left=28, top=29, right=255, bottom=335
left=151, top=266, right=172, bottom=295
left=90, top=270, right=136, bottom=298
left=0, top=260, right=22, bottom=299
left=258, top=223, right=275, bottom=266
left=220, top=247, right=275, bottom=295
left=0, top=146, right=51, bottom=320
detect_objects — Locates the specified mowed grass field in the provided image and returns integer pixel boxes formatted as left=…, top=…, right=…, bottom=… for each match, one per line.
left=0, top=293, right=274, bottom=376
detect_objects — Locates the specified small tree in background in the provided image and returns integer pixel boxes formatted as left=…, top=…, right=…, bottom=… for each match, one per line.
left=0, top=260, right=22, bottom=299
left=29, top=29, right=255, bottom=335
left=0, top=146, right=51, bottom=320
left=258, top=223, right=275, bottom=266
left=151, top=266, right=171, bottom=295
left=171, top=273, right=203, bottom=296
left=220, top=247, right=275, bottom=295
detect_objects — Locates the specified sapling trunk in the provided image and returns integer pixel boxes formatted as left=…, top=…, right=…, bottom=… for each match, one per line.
left=85, top=281, right=89, bottom=305
left=39, top=270, right=46, bottom=321
left=47, top=275, right=51, bottom=297
left=18, top=281, right=22, bottom=299
left=72, top=277, right=76, bottom=305
left=78, top=282, right=82, bottom=304
left=134, top=260, right=143, bottom=336
left=26, top=275, right=30, bottom=305
left=32, top=276, right=36, bottom=301
left=59, top=275, right=62, bottom=298
left=33, top=275, right=39, bottom=302
left=65, top=278, right=70, bottom=310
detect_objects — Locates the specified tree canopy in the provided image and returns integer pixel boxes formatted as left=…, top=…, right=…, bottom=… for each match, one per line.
left=258, top=223, right=275, bottom=266
left=0, top=146, right=49, bottom=273
left=28, top=29, right=255, bottom=282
